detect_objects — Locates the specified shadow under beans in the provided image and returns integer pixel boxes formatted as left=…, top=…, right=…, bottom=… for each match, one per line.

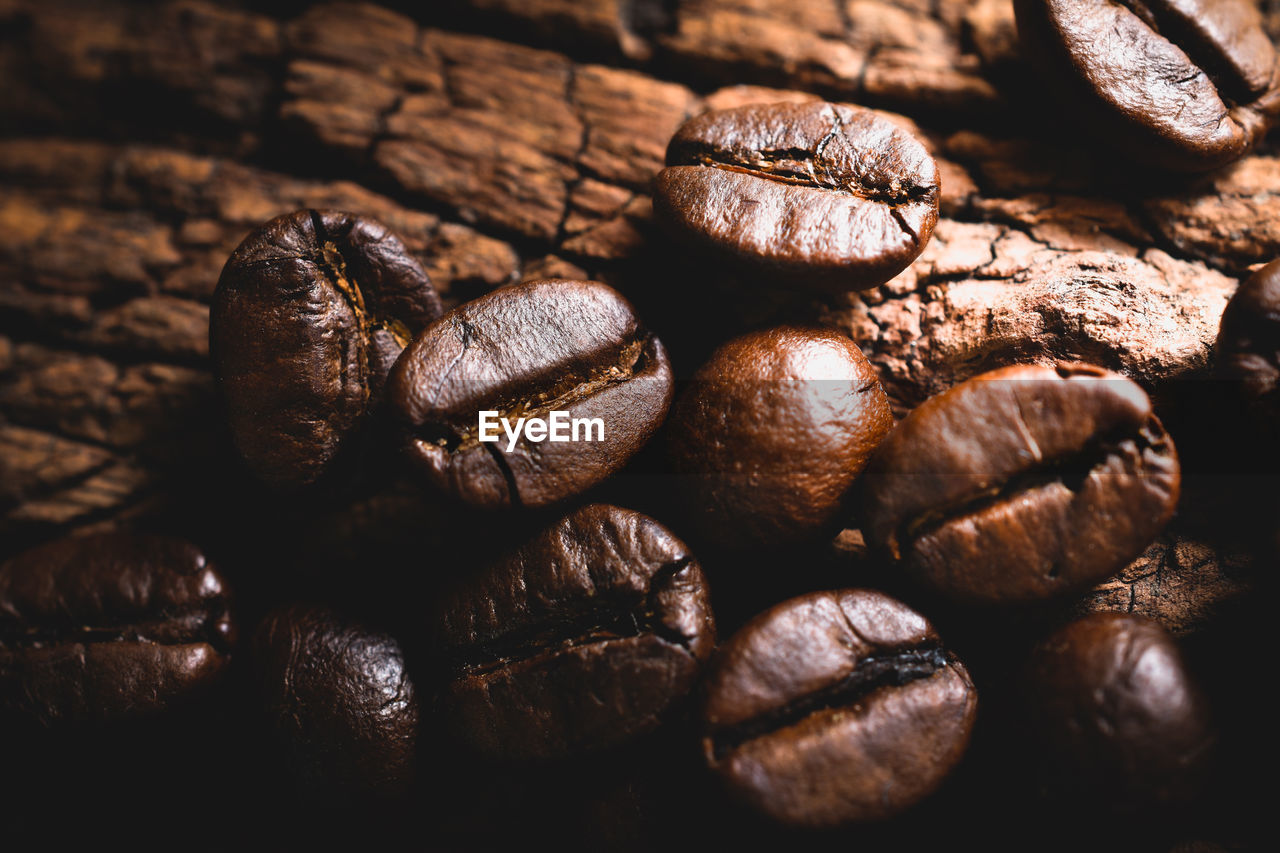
left=1, top=668, right=262, bottom=849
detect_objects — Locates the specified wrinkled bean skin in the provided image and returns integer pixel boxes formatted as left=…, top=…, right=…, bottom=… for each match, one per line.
left=1015, top=0, right=1280, bottom=171
left=1217, top=257, right=1280, bottom=426
left=1027, top=613, right=1215, bottom=806
left=389, top=279, right=673, bottom=510
left=862, top=363, right=1180, bottom=604
left=0, top=534, right=234, bottom=727
left=666, top=326, right=893, bottom=547
left=255, top=604, right=418, bottom=797
left=211, top=209, right=442, bottom=490
left=435, top=504, right=715, bottom=759
left=701, top=589, right=976, bottom=828
left=654, top=101, right=940, bottom=291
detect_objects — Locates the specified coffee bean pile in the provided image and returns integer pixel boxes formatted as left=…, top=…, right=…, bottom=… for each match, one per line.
left=4, top=1, right=1277, bottom=849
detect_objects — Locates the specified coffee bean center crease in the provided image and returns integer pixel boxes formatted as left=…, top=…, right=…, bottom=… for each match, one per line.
left=447, top=559, right=699, bottom=676
left=415, top=336, right=651, bottom=453
left=709, top=646, right=951, bottom=760
left=308, top=210, right=412, bottom=350
left=889, top=423, right=1168, bottom=558
left=685, top=128, right=933, bottom=206
left=0, top=605, right=232, bottom=652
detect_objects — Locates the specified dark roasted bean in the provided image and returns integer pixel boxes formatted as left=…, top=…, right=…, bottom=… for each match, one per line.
left=653, top=101, right=940, bottom=290
left=435, top=504, right=715, bottom=759
left=1027, top=612, right=1215, bottom=806
left=211, top=209, right=442, bottom=489
left=1217, top=257, right=1280, bottom=426
left=0, top=534, right=234, bottom=726
left=388, top=279, right=673, bottom=509
left=862, top=363, right=1180, bottom=604
left=666, top=325, right=893, bottom=547
left=702, top=589, right=976, bottom=827
left=255, top=604, right=418, bottom=797
left=1015, top=0, right=1280, bottom=171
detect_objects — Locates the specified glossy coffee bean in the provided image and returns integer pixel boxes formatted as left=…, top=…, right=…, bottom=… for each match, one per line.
left=255, top=604, right=418, bottom=796
left=0, top=534, right=234, bottom=726
left=435, top=504, right=715, bottom=759
left=666, top=326, right=893, bottom=547
left=653, top=101, right=939, bottom=290
left=211, top=209, right=442, bottom=490
left=702, top=589, right=976, bottom=828
left=1027, top=613, right=1215, bottom=806
left=389, top=279, right=673, bottom=510
left=1217, top=257, right=1280, bottom=426
left=1015, top=0, right=1280, bottom=171
left=862, top=363, right=1180, bottom=604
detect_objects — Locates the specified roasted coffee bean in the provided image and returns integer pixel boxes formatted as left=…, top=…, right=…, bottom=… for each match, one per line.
left=211, top=209, right=442, bottom=490
left=255, top=604, right=418, bottom=796
left=1217, top=257, right=1280, bottom=426
left=1015, top=0, right=1280, bottom=171
left=1027, top=613, right=1215, bottom=806
left=389, top=279, right=673, bottom=510
left=666, top=326, right=893, bottom=547
left=0, top=534, right=234, bottom=726
left=435, top=504, right=715, bottom=759
left=862, top=363, right=1180, bottom=604
left=702, top=589, right=976, bottom=827
left=653, top=101, right=939, bottom=291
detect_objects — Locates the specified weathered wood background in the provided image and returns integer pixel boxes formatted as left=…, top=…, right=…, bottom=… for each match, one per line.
left=1, top=1, right=1275, bottom=845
